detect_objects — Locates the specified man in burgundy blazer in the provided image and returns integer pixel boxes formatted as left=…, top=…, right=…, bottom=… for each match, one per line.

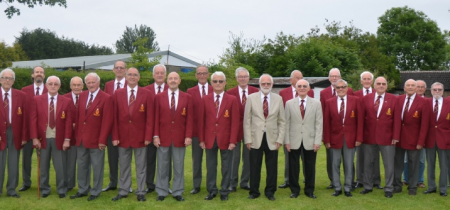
left=186, top=65, right=212, bottom=194
left=320, top=68, right=354, bottom=189
left=20, top=66, right=47, bottom=192
left=63, top=76, right=84, bottom=191
left=226, top=67, right=258, bottom=191
left=102, top=61, right=127, bottom=192
left=423, top=82, right=450, bottom=196
left=360, top=76, right=398, bottom=198
left=0, top=68, right=28, bottom=198
left=144, top=64, right=169, bottom=194
left=30, top=76, right=74, bottom=198
left=70, top=72, right=113, bottom=201
left=323, top=79, right=363, bottom=197
left=153, top=72, right=194, bottom=202
left=353, top=71, right=382, bottom=190
left=278, top=70, right=314, bottom=189
left=392, top=79, right=429, bottom=195
left=111, top=68, right=154, bottom=202
left=199, top=71, right=239, bottom=201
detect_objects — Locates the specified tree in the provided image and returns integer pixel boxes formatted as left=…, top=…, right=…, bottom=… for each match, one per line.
left=126, top=37, right=160, bottom=71
left=1, top=0, right=67, bottom=18
left=0, top=41, right=28, bottom=68
left=115, top=24, right=159, bottom=53
left=377, top=6, right=447, bottom=70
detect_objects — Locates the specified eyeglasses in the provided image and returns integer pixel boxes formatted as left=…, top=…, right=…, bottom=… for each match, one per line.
left=376, top=82, right=387, bottom=86
left=212, top=80, right=224, bottom=84
left=47, top=82, right=60, bottom=86
left=329, top=75, right=341, bottom=79
left=127, top=73, right=139, bottom=77
left=1, top=77, right=15, bottom=81
left=297, top=85, right=308, bottom=89
left=114, top=66, right=126, bottom=70
left=432, top=89, right=443, bottom=92
left=260, top=83, right=272, bottom=86
left=196, top=72, right=209, bottom=76
left=237, top=76, right=249, bottom=79
left=335, top=86, right=347, bottom=90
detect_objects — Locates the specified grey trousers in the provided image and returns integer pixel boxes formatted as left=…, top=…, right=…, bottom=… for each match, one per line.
left=394, top=147, right=420, bottom=191
left=206, top=139, right=231, bottom=196
left=426, top=144, right=449, bottom=193
left=156, top=144, right=185, bottom=197
left=362, top=143, right=395, bottom=192
left=240, top=137, right=251, bottom=188
left=21, top=140, right=33, bottom=187
left=106, top=135, right=119, bottom=188
left=40, top=138, right=67, bottom=194
left=118, top=147, right=147, bottom=196
left=66, top=145, right=77, bottom=189
left=230, top=138, right=251, bottom=188
left=76, top=143, right=105, bottom=196
left=230, top=141, right=242, bottom=188
left=0, top=127, right=20, bottom=196
left=356, top=145, right=381, bottom=184
left=331, top=139, right=355, bottom=192
left=192, top=136, right=204, bottom=189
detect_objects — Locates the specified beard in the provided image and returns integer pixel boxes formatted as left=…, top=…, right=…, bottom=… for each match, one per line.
left=34, top=76, right=44, bottom=83
left=261, top=87, right=272, bottom=94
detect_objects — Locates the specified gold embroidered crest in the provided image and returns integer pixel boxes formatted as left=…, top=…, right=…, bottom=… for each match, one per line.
left=224, top=110, right=230, bottom=117
left=446, top=113, right=450, bottom=120
left=93, top=108, right=100, bottom=116
left=181, top=108, right=186, bottom=115
left=412, top=111, right=419, bottom=118
left=139, top=104, right=145, bottom=112
left=386, top=108, right=391, bottom=116
left=350, top=110, right=355, bottom=118
left=17, top=107, right=22, bottom=115
left=61, top=111, right=66, bottom=119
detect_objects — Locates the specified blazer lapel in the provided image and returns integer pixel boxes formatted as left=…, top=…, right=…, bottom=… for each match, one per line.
left=130, top=88, right=145, bottom=117
left=86, top=92, right=102, bottom=118
left=56, top=95, right=63, bottom=120
left=43, top=95, right=49, bottom=122
left=438, top=98, right=447, bottom=122
left=217, top=94, right=229, bottom=119
left=0, top=91, right=7, bottom=120
left=174, top=92, right=185, bottom=119
left=302, top=97, right=312, bottom=120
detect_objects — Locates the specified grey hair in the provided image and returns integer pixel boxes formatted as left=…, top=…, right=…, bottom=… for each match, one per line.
left=0, top=68, right=15, bottom=79
left=32, top=66, right=45, bottom=74
left=416, top=80, right=427, bottom=88
left=295, top=79, right=310, bottom=87
left=70, top=76, right=84, bottom=85
left=152, top=64, right=167, bottom=74
left=290, top=70, right=302, bottom=78
left=431, top=82, right=444, bottom=90
left=259, top=74, right=274, bottom=84
left=211, top=71, right=226, bottom=81
left=84, top=72, right=101, bottom=83
left=235, top=67, right=249, bottom=77
left=127, top=67, right=140, bottom=76
left=328, top=68, right=340, bottom=77
left=360, top=71, right=374, bottom=80
left=46, top=76, right=61, bottom=84
left=114, top=61, right=127, bottom=68
left=404, top=79, right=417, bottom=87
left=196, top=65, right=209, bottom=72
left=335, top=79, right=348, bottom=86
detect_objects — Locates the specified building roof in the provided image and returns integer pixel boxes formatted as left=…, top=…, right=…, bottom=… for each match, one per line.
left=249, top=77, right=329, bottom=88
left=11, top=50, right=201, bottom=70
left=399, top=71, right=450, bottom=90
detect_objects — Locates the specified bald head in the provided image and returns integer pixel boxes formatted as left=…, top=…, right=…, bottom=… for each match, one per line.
left=167, top=72, right=181, bottom=91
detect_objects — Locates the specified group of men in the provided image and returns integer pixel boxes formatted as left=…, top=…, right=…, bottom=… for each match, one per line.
left=0, top=62, right=449, bottom=202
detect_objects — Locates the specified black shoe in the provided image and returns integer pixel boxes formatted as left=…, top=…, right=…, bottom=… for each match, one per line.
left=241, top=186, right=251, bottom=190
left=332, top=190, right=342, bottom=196
left=344, top=191, right=353, bottom=197
left=326, top=184, right=334, bottom=189
left=278, top=182, right=289, bottom=188
left=229, top=187, right=237, bottom=192
left=174, top=195, right=185, bottom=201
left=70, top=192, right=87, bottom=199
left=408, top=189, right=417, bottom=195
left=87, top=195, right=99, bottom=201
left=137, top=195, right=146, bottom=201
left=266, top=195, right=275, bottom=201
left=440, top=192, right=448, bottom=196
left=290, top=193, right=299, bottom=198
left=305, top=193, right=317, bottom=199
left=423, top=190, right=436, bottom=194
left=220, top=195, right=228, bottom=201
left=146, top=188, right=154, bottom=194
left=190, top=188, right=200, bottom=194
left=360, top=189, right=373, bottom=195
left=112, top=194, right=127, bottom=201
left=156, top=196, right=165, bottom=201
left=67, top=188, right=73, bottom=191
left=385, top=192, right=393, bottom=198
left=373, top=184, right=383, bottom=189
left=102, top=186, right=117, bottom=192
left=393, top=187, right=402, bottom=193
left=248, top=194, right=259, bottom=199
left=7, top=194, right=20, bottom=198
left=19, top=186, right=30, bottom=192
left=42, top=194, right=50, bottom=198
left=205, top=193, right=216, bottom=200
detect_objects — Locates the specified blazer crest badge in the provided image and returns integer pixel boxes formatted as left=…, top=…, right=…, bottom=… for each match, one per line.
left=61, top=111, right=66, bottom=119
left=224, top=110, right=230, bottom=117
left=17, top=107, right=22, bottom=115
left=139, top=104, right=145, bottom=112
left=386, top=108, right=391, bottom=116
left=350, top=110, right=355, bottom=118
left=93, top=108, right=101, bottom=116
left=412, top=111, right=419, bottom=118
left=181, top=108, right=186, bottom=115
left=446, top=113, right=450, bottom=120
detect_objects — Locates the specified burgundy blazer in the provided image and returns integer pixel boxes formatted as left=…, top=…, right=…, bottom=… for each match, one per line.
left=29, top=94, right=74, bottom=150
left=198, top=93, right=240, bottom=150
left=323, top=95, right=363, bottom=149
left=425, top=97, right=450, bottom=149
left=76, top=89, right=113, bottom=149
left=226, top=85, right=259, bottom=141
left=63, top=92, right=79, bottom=146
left=145, top=83, right=169, bottom=97
left=0, top=89, right=28, bottom=151
left=320, top=86, right=354, bottom=112
left=279, top=86, right=314, bottom=106
left=154, top=90, right=194, bottom=147
left=393, top=94, right=429, bottom=150
left=187, top=84, right=213, bottom=137
left=112, top=87, right=154, bottom=148
left=104, top=80, right=128, bottom=96
left=361, top=93, right=398, bottom=145
left=22, top=84, right=48, bottom=138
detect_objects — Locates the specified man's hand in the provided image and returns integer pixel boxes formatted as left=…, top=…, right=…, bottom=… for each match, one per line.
left=33, top=138, right=41, bottom=149
left=22, top=141, right=27, bottom=146
left=228, top=143, right=236, bottom=151
left=246, top=143, right=251, bottom=150
left=392, top=139, right=399, bottom=145
left=144, top=140, right=151, bottom=146
left=313, top=144, right=321, bottom=152
left=325, top=143, right=331, bottom=149
left=355, top=141, right=362, bottom=147
left=416, top=145, right=423, bottom=150
left=63, top=141, right=70, bottom=151
left=199, top=142, right=205, bottom=150
left=153, top=137, right=160, bottom=148
left=112, top=140, right=119, bottom=146
left=99, top=143, right=106, bottom=151
left=285, top=144, right=291, bottom=152
left=276, top=142, right=282, bottom=150
left=185, top=138, right=192, bottom=146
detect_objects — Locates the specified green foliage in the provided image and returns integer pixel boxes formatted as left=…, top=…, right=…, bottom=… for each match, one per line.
left=377, top=6, right=447, bottom=70
left=126, top=37, right=161, bottom=71
left=1, top=0, right=67, bottom=18
left=115, top=24, right=159, bottom=53
left=15, top=28, right=113, bottom=60
left=0, top=41, right=28, bottom=68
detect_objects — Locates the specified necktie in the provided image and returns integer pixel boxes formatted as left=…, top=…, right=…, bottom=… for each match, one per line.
left=75, top=95, right=79, bottom=108
left=4, top=93, right=9, bottom=126
left=339, top=98, right=345, bottom=120
left=129, top=89, right=135, bottom=115
left=366, top=89, right=369, bottom=95
left=158, top=85, right=162, bottom=94
left=295, top=91, right=299, bottom=98
left=36, top=87, right=40, bottom=96
left=215, top=95, right=220, bottom=118
left=86, top=93, right=93, bottom=114
left=171, top=92, right=176, bottom=116
left=115, top=82, right=120, bottom=93
left=202, top=85, right=206, bottom=98
left=49, top=97, right=55, bottom=129
left=434, top=99, right=438, bottom=113
left=332, top=88, right=336, bottom=97
left=263, top=96, right=268, bottom=119
left=300, top=99, right=305, bottom=119
left=403, top=97, right=411, bottom=120
left=242, top=90, right=247, bottom=106
left=374, top=95, right=381, bottom=112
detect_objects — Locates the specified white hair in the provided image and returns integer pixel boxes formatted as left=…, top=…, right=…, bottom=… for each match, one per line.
left=152, top=64, right=167, bottom=74
left=360, top=71, right=374, bottom=80
left=290, top=70, right=302, bottom=78
left=235, top=67, right=249, bottom=77
left=328, top=68, right=341, bottom=77
left=84, top=72, right=100, bottom=83
left=335, top=79, right=348, bottom=86
left=70, top=76, right=83, bottom=85
left=211, top=71, right=226, bottom=81
left=46, top=76, right=61, bottom=84
left=259, top=74, right=274, bottom=84
left=0, top=68, right=15, bottom=79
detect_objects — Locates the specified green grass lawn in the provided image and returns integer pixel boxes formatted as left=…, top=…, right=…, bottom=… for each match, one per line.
left=2, top=146, right=450, bottom=210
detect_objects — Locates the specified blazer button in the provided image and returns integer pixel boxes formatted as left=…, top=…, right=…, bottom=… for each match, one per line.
left=84, top=122, right=86, bottom=124
left=172, top=121, right=174, bottom=124
left=342, top=125, right=345, bottom=127
left=377, top=119, right=379, bottom=121
left=402, top=124, right=404, bottom=126
left=129, top=120, right=132, bottom=123
left=214, top=132, right=216, bottom=134
left=435, top=126, right=437, bottom=128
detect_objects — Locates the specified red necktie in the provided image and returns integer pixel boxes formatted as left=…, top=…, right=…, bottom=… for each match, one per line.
left=4, top=93, right=10, bottom=126
left=295, top=90, right=299, bottom=98
left=263, top=96, right=268, bottom=119
left=86, top=94, right=93, bottom=114
left=374, top=95, right=381, bottom=112
left=158, top=86, right=162, bottom=94
left=36, top=87, right=40, bottom=96
left=202, top=85, right=206, bottom=98
left=242, top=90, right=247, bottom=106
left=339, top=98, right=345, bottom=120
left=129, top=89, right=135, bottom=115
left=75, top=95, right=79, bottom=108
left=434, top=99, right=438, bottom=113
left=403, top=97, right=410, bottom=121
left=366, top=89, right=369, bottom=95
left=215, top=95, right=220, bottom=118
left=49, top=97, right=55, bottom=129
left=332, top=88, right=336, bottom=97
left=300, top=99, right=305, bottom=119
left=115, top=82, right=120, bottom=93
left=171, top=92, right=176, bottom=116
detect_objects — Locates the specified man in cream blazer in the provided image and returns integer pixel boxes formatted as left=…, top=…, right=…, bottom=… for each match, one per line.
left=284, top=79, right=322, bottom=199
left=244, top=74, right=285, bottom=201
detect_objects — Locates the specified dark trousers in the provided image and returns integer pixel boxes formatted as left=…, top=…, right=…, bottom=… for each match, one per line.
left=106, top=135, right=119, bottom=188
left=394, top=147, right=420, bottom=191
left=249, top=133, right=278, bottom=197
left=326, top=148, right=333, bottom=183
left=205, top=139, right=231, bottom=196
left=289, top=143, right=316, bottom=195
left=146, top=144, right=171, bottom=189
